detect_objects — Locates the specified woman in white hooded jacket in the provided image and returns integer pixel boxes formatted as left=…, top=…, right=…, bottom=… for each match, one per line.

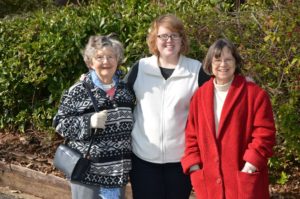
left=125, top=14, right=210, bottom=199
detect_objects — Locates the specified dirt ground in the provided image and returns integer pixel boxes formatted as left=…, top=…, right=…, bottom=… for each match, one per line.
left=0, top=131, right=299, bottom=198
left=0, top=131, right=64, bottom=178
left=0, top=186, right=41, bottom=199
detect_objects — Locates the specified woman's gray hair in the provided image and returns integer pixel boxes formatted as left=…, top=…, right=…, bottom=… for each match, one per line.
left=82, top=34, right=124, bottom=68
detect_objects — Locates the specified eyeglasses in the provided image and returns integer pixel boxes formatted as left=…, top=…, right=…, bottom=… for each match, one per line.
left=95, top=55, right=116, bottom=62
left=212, top=58, right=235, bottom=65
left=157, top=34, right=181, bottom=41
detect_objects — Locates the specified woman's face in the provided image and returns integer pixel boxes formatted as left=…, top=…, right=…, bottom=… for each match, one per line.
left=156, top=25, right=182, bottom=58
left=90, top=46, right=118, bottom=81
left=212, top=46, right=236, bottom=85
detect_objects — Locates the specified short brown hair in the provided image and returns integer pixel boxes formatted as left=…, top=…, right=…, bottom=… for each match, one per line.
left=203, top=38, right=243, bottom=75
left=147, top=14, right=189, bottom=56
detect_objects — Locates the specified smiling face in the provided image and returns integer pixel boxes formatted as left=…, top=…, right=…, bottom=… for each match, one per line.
left=156, top=25, right=182, bottom=59
left=212, top=46, right=236, bottom=85
left=90, top=46, right=118, bottom=83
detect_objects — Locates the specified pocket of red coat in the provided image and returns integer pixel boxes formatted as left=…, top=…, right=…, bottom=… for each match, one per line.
left=190, top=169, right=208, bottom=199
left=236, top=170, right=262, bottom=199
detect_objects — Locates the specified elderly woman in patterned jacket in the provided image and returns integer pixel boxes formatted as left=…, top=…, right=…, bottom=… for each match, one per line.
left=53, top=34, right=135, bottom=199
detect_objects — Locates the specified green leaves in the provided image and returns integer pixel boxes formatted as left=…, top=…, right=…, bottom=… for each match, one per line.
left=0, top=0, right=299, bottom=185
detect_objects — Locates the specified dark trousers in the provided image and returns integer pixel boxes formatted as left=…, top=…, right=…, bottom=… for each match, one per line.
left=129, top=153, right=192, bottom=199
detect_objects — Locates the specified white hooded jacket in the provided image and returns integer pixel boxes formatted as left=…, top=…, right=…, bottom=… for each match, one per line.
left=131, top=55, right=201, bottom=163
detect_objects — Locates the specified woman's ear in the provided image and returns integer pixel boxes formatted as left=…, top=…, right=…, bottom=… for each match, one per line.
left=88, top=62, right=95, bottom=70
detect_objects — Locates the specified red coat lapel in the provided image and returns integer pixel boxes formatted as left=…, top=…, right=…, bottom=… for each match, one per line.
left=218, top=75, right=246, bottom=137
left=201, top=78, right=216, bottom=137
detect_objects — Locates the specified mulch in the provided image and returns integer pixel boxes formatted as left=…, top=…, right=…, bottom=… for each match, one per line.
left=0, top=131, right=299, bottom=198
left=0, top=130, right=64, bottom=178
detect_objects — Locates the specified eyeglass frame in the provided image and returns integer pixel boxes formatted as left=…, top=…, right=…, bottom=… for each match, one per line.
left=212, top=58, right=235, bottom=65
left=94, top=55, right=117, bottom=62
left=157, top=33, right=182, bottom=41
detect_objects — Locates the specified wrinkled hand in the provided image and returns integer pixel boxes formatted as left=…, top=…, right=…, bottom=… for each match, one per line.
left=90, top=110, right=108, bottom=129
left=241, top=162, right=257, bottom=173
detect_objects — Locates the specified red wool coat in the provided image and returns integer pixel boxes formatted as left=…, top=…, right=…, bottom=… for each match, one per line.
left=181, top=75, right=276, bottom=199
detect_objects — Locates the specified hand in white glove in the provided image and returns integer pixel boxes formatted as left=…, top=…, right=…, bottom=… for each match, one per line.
left=241, top=162, right=257, bottom=173
left=90, top=110, right=108, bottom=129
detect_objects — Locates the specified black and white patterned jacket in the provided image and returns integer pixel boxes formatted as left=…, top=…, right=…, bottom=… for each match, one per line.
left=53, top=72, right=135, bottom=187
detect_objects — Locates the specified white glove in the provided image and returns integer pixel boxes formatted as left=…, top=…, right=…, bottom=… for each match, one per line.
left=90, top=110, right=108, bottom=129
left=241, top=162, right=257, bottom=173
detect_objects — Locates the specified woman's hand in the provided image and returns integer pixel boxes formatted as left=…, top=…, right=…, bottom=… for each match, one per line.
left=189, top=164, right=201, bottom=173
left=80, top=74, right=87, bottom=81
left=241, top=162, right=257, bottom=173
left=90, top=110, right=108, bottom=129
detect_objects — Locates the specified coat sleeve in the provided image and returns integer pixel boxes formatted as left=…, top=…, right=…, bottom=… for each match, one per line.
left=181, top=92, right=202, bottom=174
left=53, top=83, right=93, bottom=140
left=243, top=89, right=276, bottom=170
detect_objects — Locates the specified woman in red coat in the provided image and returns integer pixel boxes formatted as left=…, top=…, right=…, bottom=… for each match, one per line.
left=181, top=39, right=276, bottom=199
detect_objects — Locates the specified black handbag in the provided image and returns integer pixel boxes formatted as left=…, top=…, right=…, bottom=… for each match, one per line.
left=53, top=143, right=91, bottom=181
left=53, top=81, right=100, bottom=181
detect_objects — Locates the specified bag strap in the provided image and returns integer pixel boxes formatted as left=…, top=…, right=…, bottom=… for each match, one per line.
left=82, top=81, right=100, bottom=158
left=82, top=81, right=99, bottom=112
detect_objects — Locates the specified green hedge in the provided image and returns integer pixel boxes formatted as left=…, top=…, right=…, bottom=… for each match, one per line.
left=0, top=0, right=299, bottom=183
left=0, top=0, right=54, bottom=18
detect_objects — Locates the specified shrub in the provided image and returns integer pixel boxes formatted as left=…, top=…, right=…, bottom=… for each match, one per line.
left=0, top=0, right=299, bottom=183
